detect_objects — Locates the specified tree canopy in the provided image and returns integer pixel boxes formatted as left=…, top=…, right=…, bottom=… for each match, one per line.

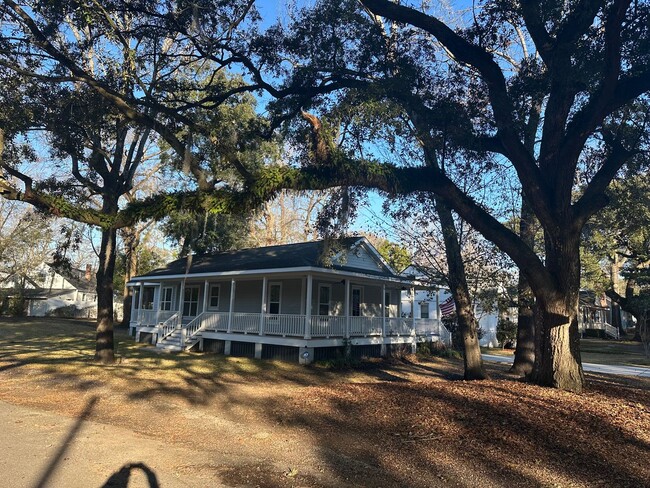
left=1, top=0, right=649, bottom=390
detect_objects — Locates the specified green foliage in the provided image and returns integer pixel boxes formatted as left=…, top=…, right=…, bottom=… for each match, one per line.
left=161, top=210, right=252, bottom=257
left=496, top=319, right=518, bottom=348
left=375, top=239, right=412, bottom=273
left=113, top=246, right=167, bottom=292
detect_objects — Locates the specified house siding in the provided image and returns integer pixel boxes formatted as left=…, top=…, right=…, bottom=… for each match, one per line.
left=232, top=280, right=264, bottom=313
left=335, top=246, right=384, bottom=273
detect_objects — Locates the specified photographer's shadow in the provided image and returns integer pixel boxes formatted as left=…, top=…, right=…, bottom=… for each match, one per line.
left=101, top=462, right=160, bottom=488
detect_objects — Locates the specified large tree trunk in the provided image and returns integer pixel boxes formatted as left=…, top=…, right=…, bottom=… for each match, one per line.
left=530, top=233, right=584, bottom=392
left=95, top=224, right=118, bottom=364
left=512, top=197, right=535, bottom=376
left=120, top=226, right=139, bottom=327
left=437, top=199, right=486, bottom=380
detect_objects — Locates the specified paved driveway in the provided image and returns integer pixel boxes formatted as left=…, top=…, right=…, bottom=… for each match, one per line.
left=482, top=354, right=650, bottom=377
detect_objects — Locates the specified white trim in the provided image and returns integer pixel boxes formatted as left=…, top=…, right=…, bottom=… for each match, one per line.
left=160, top=286, right=173, bottom=311
left=351, top=286, right=364, bottom=317
left=127, top=265, right=415, bottom=286
left=384, top=289, right=393, bottom=318
left=317, top=284, right=331, bottom=316
left=305, top=274, right=313, bottom=339
left=182, top=285, right=200, bottom=318
left=268, top=282, right=282, bottom=315
left=357, top=237, right=399, bottom=275
left=208, top=283, right=221, bottom=310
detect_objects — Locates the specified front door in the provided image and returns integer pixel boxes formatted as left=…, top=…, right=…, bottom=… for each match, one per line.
left=182, top=286, right=200, bottom=319
left=351, top=287, right=362, bottom=316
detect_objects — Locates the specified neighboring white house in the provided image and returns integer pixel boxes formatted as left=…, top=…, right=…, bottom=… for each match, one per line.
left=399, top=265, right=511, bottom=348
left=127, top=237, right=450, bottom=363
left=0, top=263, right=97, bottom=317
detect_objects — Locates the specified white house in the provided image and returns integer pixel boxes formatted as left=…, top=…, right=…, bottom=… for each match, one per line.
left=0, top=263, right=97, bottom=317
left=127, top=237, right=450, bottom=363
left=399, top=266, right=508, bottom=348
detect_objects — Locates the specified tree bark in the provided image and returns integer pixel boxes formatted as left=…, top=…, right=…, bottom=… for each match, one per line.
left=120, top=226, right=139, bottom=326
left=95, top=221, right=118, bottom=364
left=530, top=233, right=584, bottom=392
left=512, top=197, right=536, bottom=376
left=436, top=199, right=487, bottom=380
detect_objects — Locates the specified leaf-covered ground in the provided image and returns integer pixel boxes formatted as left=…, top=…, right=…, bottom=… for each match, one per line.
left=0, top=318, right=648, bottom=487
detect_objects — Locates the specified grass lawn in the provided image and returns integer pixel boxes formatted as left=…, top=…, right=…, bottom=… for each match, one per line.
left=0, top=317, right=649, bottom=488
left=483, top=336, right=650, bottom=366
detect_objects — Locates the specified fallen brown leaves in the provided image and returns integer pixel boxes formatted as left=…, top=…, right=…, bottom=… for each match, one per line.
left=0, top=319, right=648, bottom=487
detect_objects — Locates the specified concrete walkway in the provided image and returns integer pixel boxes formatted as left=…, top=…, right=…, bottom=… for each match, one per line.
left=482, top=354, right=650, bottom=378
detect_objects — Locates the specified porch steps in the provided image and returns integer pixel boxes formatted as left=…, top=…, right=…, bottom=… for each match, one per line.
left=155, top=328, right=202, bottom=352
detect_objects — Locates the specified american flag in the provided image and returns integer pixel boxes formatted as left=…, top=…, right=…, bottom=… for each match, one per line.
left=439, top=296, right=456, bottom=317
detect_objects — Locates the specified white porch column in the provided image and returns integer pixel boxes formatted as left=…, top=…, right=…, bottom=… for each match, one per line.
left=137, top=283, right=144, bottom=323
left=178, top=282, right=185, bottom=318
left=129, top=285, right=138, bottom=326
left=305, top=274, right=313, bottom=339
left=228, top=279, right=236, bottom=333
left=153, top=285, right=161, bottom=324
left=344, top=279, right=350, bottom=339
left=260, top=277, right=267, bottom=335
left=435, top=288, right=440, bottom=333
left=410, top=286, right=416, bottom=335
left=202, top=280, right=210, bottom=313
left=382, top=284, right=386, bottom=338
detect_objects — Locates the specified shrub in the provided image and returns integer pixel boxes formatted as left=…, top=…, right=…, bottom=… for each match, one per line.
left=496, top=318, right=518, bottom=348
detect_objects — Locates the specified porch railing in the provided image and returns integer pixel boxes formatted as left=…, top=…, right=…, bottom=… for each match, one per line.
left=350, top=316, right=383, bottom=336
left=580, top=319, right=619, bottom=339
left=230, top=312, right=261, bottom=334
left=142, top=310, right=449, bottom=341
left=264, top=314, right=306, bottom=336
left=311, top=315, right=346, bottom=337
left=139, top=309, right=176, bottom=326
left=159, top=312, right=180, bottom=340
left=201, top=312, right=229, bottom=332
left=386, top=317, right=415, bottom=336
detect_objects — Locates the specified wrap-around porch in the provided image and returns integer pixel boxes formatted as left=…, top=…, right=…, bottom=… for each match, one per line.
left=129, top=272, right=447, bottom=353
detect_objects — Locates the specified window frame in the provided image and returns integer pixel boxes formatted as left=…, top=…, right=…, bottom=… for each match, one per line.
left=182, top=285, right=200, bottom=317
left=318, top=284, right=331, bottom=316
left=268, top=282, right=282, bottom=315
left=208, top=284, right=220, bottom=310
left=351, top=286, right=363, bottom=317
left=160, top=286, right=174, bottom=311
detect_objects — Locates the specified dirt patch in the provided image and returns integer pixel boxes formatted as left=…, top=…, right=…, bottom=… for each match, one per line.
left=0, top=318, right=648, bottom=487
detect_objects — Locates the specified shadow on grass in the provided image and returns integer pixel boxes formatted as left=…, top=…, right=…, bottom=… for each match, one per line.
left=101, top=463, right=160, bottom=488
left=2, top=318, right=649, bottom=487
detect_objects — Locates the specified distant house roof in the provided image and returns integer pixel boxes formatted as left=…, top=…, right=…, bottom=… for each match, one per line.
left=48, top=263, right=96, bottom=293
left=133, top=237, right=408, bottom=281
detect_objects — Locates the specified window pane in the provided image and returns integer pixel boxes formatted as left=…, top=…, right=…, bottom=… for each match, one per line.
left=142, top=288, right=155, bottom=310
left=269, top=302, right=280, bottom=314
left=318, top=286, right=330, bottom=316
left=319, top=286, right=329, bottom=302
left=270, top=285, right=281, bottom=303
left=210, top=286, right=219, bottom=308
left=421, top=303, right=429, bottom=319
left=352, top=289, right=361, bottom=316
